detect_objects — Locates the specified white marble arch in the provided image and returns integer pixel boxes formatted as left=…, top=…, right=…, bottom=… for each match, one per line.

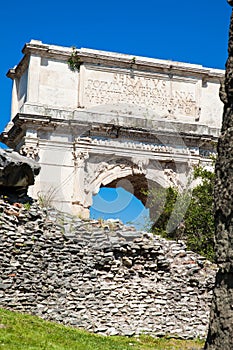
left=79, top=156, right=185, bottom=220
left=1, top=40, right=221, bottom=218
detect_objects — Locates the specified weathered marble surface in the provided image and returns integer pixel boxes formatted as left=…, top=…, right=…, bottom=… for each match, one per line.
left=5, top=40, right=224, bottom=129
left=0, top=40, right=224, bottom=218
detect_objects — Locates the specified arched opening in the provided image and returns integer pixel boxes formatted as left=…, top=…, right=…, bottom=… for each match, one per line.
left=89, top=174, right=160, bottom=230
left=90, top=187, right=150, bottom=230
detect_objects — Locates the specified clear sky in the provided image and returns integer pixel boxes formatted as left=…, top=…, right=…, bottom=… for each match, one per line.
left=0, top=0, right=231, bottom=228
left=90, top=187, right=150, bottom=230
left=0, top=0, right=231, bottom=133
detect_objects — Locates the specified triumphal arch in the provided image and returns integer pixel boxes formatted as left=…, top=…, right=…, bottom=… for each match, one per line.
left=1, top=40, right=224, bottom=218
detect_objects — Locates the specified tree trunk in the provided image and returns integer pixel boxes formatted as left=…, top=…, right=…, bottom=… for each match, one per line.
left=204, top=2, right=233, bottom=349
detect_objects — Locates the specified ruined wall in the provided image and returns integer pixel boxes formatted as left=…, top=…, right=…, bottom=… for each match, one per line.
left=0, top=199, right=216, bottom=339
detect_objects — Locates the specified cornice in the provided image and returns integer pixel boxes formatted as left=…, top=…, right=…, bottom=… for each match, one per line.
left=0, top=112, right=219, bottom=149
left=7, top=40, right=225, bottom=81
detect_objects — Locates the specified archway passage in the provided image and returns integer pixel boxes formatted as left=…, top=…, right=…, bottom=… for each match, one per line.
left=105, top=174, right=149, bottom=206
left=105, top=173, right=166, bottom=223
left=90, top=174, right=151, bottom=229
left=90, top=187, right=150, bottom=230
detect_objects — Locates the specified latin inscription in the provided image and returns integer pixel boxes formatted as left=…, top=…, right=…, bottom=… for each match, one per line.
left=84, top=72, right=197, bottom=117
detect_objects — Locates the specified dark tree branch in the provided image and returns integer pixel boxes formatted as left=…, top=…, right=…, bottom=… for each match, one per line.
left=204, top=2, right=233, bottom=349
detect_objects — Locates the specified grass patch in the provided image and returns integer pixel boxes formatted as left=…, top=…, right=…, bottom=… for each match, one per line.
left=0, top=308, right=204, bottom=349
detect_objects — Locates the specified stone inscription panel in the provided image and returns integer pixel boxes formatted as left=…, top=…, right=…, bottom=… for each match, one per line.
left=82, top=66, right=199, bottom=118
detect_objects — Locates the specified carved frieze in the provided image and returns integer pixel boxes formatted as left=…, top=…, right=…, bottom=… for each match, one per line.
left=76, top=136, right=191, bottom=155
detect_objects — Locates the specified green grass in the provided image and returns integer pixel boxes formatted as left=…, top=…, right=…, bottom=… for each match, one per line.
left=0, top=308, right=204, bottom=349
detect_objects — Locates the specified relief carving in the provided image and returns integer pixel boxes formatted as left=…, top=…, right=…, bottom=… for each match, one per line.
left=131, top=157, right=149, bottom=175
left=77, top=137, right=191, bottom=155
left=19, top=145, right=39, bottom=160
left=84, top=158, right=134, bottom=191
left=72, top=150, right=89, bottom=167
left=164, top=168, right=181, bottom=189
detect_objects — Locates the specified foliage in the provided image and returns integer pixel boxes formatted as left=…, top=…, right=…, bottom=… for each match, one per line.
left=68, top=47, right=82, bottom=71
left=37, top=187, right=56, bottom=208
left=183, top=165, right=215, bottom=261
left=150, top=164, right=215, bottom=262
left=0, top=308, right=204, bottom=350
left=23, top=202, right=31, bottom=211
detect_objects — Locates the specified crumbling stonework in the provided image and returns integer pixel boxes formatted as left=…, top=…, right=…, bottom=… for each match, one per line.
left=0, top=199, right=216, bottom=339
left=204, top=2, right=233, bottom=349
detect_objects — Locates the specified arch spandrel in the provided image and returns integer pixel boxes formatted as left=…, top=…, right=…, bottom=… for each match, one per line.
left=81, top=155, right=188, bottom=214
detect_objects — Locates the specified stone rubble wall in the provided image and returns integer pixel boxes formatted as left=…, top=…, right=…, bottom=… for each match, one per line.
left=0, top=199, right=217, bottom=339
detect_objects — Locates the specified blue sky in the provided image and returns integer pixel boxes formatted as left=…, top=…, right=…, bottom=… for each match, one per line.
left=90, top=187, right=150, bottom=230
left=0, top=0, right=231, bottom=133
left=0, top=0, right=231, bottom=228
